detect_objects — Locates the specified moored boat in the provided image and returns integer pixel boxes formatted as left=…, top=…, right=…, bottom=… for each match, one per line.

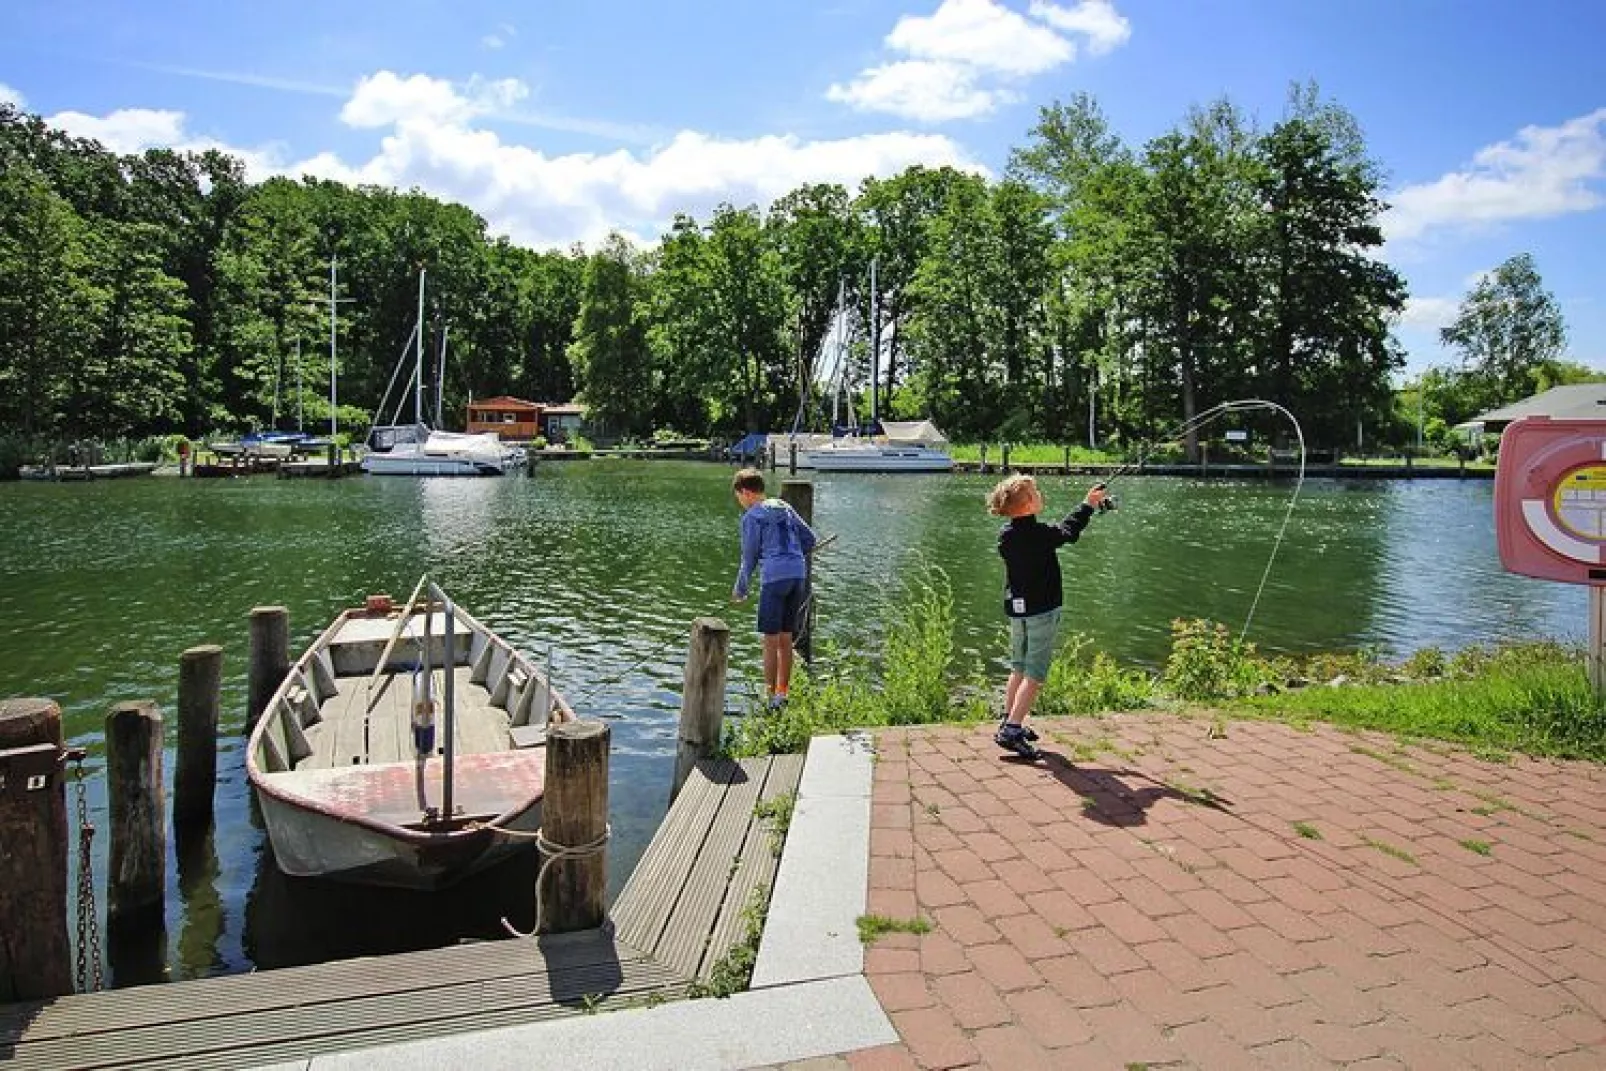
left=246, top=579, right=572, bottom=888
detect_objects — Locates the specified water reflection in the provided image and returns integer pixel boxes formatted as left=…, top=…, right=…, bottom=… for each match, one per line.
left=242, top=848, right=539, bottom=969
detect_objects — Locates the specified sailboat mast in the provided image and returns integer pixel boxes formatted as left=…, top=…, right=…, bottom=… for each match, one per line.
left=329, top=255, right=339, bottom=440
left=415, top=268, right=426, bottom=426
left=870, top=257, right=879, bottom=429
left=435, top=326, right=449, bottom=429
left=295, top=337, right=303, bottom=431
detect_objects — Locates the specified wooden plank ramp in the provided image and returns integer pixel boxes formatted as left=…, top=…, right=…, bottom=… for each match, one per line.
left=0, top=754, right=803, bottom=1070
left=612, top=755, right=805, bottom=980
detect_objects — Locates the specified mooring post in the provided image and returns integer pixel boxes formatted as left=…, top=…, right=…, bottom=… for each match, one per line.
left=326, top=441, right=338, bottom=478
left=174, top=645, right=222, bottom=829
left=1001, top=442, right=1011, bottom=472
left=247, top=606, right=289, bottom=733
left=670, top=618, right=730, bottom=806
left=788, top=441, right=797, bottom=474
left=1063, top=444, right=1070, bottom=473
left=540, top=720, right=610, bottom=933
left=979, top=443, right=988, bottom=474
left=0, top=698, right=73, bottom=1000
left=106, top=700, right=165, bottom=922
left=780, top=479, right=816, bottom=666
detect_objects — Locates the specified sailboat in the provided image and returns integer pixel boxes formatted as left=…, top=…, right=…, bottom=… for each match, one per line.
left=801, top=261, right=953, bottom=473
left=362, top=270, right=525, bottom=477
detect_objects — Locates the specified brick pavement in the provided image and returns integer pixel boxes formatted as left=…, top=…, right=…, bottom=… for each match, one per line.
left=766, top=713, right=1606, bottom=1070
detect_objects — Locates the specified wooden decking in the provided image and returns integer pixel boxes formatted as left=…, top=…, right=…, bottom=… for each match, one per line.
left=0, top=754, right=806, bottom=1070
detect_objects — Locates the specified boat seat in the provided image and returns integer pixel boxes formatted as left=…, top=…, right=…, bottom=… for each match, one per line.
left=257, top=750, right=547, bottom=828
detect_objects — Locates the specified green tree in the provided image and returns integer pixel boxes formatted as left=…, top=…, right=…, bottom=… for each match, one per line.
left=569, top=235, right=653, bottom=438
left=1440, top=252, right=1566, bottom=404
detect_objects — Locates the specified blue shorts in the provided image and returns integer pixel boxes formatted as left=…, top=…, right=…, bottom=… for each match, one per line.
left=1008, top=608, right=1061, bottom=682
left=757, top=577, right=807, bottom=635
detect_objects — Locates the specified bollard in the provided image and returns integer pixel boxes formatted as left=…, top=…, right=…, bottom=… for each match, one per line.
left=670, top=618, right=730, bottom=806
left=174, top=645, right=223, bottom=829
left=106, top=700, right=165, bottom=922
left=0, top=698, right=72, bottom=1000
left=539, top=720, right=610, bottom=933
left=247, top=606, right=289, bottom=733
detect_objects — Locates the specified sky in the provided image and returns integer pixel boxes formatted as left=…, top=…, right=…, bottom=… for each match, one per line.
left=2, top=0, right=1603, bottom=377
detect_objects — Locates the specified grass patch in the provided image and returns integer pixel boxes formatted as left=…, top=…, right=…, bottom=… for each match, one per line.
left=1460, top=839, right=1492, bottom=856
left=856, top=915, right=932, bottom=944
left=1363, top=837, right=1418, bottom=865
left=753, top=791, right=796, bottom=857
left=1292, top=822, right=1322, bottom=840
left=689, top=887, right=769, bottom=998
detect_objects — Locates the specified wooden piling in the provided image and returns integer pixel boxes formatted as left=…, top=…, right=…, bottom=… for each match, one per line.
left=106, top=700, right=165, bottom=922
left=247, top=606, right=289, bottom=733
left=174, top=644, right=222, bottom=829
left=1001, top=442, right=1011, bottom=472
left=979, top=443, right=988, bottom=474
left=326, top=442, right=338, bottom=478
left=780, top=480, right=816, bottom=665
left=539, top=720, right=610, bottom=934
left=788, top=441, right=797, bottom=474
left=0, top=698, right=72, bottom=1001
left=670, top=618, right=730, bottom=805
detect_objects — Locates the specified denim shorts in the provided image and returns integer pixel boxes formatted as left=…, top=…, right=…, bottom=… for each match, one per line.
left=757, top=577, right=807, bottom=635
left=1008, top=608, right=1061, bottom=682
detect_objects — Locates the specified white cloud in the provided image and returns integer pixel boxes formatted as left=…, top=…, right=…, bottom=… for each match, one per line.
left=1385, top=107, right=1606, bottom=243
left=1400, top=296, right=1459, bottom=328
left=830, top=0, right=1131, bottom=122
left=46, top=71, right=986, bottom=250
left=1028, top=0, right=1132, bottom=56
left=888, top=0, right=1072, bottom=76
left=0, top=82, right=26, bottom=108
left=341, top=72, right=526, bottom=128
left=49, top=106, right=287, bottom=174
left=827, top=60, right=1017, bottom=122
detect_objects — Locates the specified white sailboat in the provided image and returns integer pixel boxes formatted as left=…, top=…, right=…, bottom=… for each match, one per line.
left=802, top=260, right=953, bottom=473
left=362, top=270, right=525, bottom=477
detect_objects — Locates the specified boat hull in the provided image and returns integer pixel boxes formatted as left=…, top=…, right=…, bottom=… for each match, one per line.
left=257, top=784, right=541, bottom=889
left=801, top=447, right=953, bottom=472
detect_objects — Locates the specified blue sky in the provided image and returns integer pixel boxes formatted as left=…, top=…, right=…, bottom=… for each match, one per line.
left=3, top=0, right=1603, bottom=376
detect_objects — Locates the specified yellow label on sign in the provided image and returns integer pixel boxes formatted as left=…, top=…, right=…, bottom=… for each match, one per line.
left=1553, top=464, right=1606, bottom=540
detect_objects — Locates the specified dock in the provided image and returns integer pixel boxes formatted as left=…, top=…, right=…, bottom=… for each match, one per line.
left=0, top=755, right=805, bottom=1070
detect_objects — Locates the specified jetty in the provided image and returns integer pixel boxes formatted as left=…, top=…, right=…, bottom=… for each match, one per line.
left=0, top=751, right=842, bottom=1069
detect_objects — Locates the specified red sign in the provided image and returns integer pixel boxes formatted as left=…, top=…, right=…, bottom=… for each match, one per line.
left=1494, top=416, right=1606, bottom=585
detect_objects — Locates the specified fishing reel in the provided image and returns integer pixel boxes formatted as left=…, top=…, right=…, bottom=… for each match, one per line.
left=1093, top=482, right=1118, bottom=514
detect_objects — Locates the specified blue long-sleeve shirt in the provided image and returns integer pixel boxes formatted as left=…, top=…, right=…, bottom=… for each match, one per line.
left=734, top=499, right=817, bottom=598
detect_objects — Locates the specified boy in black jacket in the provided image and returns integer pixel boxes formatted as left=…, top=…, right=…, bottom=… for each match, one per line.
left=986, top=474, right=1107, bottom=758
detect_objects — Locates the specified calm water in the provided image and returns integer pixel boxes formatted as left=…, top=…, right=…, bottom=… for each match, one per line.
left=0, top=464, right=1584, bottom=984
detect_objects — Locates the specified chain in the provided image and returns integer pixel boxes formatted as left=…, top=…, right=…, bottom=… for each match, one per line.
left=71, top=756, right=103, bottom=992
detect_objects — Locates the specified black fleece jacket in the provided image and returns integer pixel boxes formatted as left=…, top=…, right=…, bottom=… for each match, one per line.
left=997, top=503, right=1094, bottom=618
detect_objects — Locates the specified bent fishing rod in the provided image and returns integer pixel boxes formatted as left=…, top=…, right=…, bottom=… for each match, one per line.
left=1084, top=398, right=1308, bottom=643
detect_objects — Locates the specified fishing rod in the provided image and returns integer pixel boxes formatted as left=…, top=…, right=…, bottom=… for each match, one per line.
left=1085, top=398, right=1307, bottom=643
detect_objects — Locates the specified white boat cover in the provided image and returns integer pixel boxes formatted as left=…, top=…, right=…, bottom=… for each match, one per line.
left=880, top=420, right=950, bottom=447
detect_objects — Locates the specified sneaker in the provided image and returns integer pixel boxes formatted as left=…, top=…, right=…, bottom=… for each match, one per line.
left=997, top=711, right=1039, bottom=742
left=768, top=694, right=788, bottom=711
left=994, top=723, right=1040, bottom=759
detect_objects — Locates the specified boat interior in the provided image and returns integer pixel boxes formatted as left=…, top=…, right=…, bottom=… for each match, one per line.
left=254, top=607, right=557, bottom=777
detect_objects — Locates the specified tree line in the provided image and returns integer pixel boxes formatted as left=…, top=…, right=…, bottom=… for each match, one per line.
left=0, top=84, right=1581, bottom=467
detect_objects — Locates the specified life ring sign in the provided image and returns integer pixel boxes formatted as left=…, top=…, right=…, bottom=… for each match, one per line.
left=1494, top=416, right=1606, bottom=585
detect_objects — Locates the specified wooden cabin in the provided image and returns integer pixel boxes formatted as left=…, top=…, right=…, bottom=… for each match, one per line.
left=466, top=396, right=541, bottom=442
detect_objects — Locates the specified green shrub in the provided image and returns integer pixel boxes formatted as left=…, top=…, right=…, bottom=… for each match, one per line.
left=1164, top=618, right=1268, bottom=701
left=1039, top=632, right=1156, bottom=714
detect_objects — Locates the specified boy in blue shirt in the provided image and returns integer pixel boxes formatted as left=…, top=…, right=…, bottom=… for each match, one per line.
left=731, top=468, right=818, bottom=707
left=987, top=474, right=1107, bottom=758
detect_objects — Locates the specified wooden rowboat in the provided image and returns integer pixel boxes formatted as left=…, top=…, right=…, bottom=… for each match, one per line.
left=245, top=581, right=572, bottom=888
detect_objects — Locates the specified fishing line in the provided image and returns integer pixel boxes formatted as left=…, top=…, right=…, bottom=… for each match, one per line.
left=1088, top=399, right=1306, bottom=644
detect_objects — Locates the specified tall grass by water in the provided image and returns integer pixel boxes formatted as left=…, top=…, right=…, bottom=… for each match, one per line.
left=726, top=573, right=1606, bottom=763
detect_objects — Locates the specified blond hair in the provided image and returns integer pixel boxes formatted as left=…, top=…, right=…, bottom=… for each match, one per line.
left=986, top=474, right=1038, bottom=517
